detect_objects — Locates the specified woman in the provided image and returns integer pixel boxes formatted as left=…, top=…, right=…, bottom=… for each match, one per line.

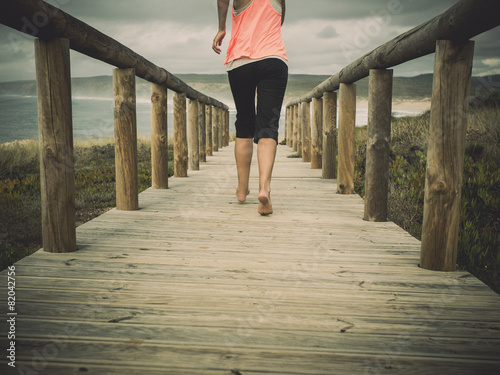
left=212, top=0, right=288, bottom=215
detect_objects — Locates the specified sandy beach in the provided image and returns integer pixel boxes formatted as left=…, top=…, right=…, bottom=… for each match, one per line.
left=356, top=98, right=431, bottom=115
left=352, top=98, right=431, bottom=126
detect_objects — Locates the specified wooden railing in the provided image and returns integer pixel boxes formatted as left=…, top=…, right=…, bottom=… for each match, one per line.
left=1, top=0, right=230, bottom=253
left=285, top=0, right=500, bottom=272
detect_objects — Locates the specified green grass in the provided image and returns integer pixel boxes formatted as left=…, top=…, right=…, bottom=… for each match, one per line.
left=0, top=137, right=172, bottom=270
left=354, top=100, right=500, bottom=293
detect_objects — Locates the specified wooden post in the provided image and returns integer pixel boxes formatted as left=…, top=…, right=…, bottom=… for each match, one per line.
left=226, top=110, right=230, bottom=146
left=293, top=104, right=299, bottom=152
left=420, top=40, right=475, bottom=272
left=223, top=109, right=228, bottom=146
left=35, top=38, right=76, bottom=253
left=311, top=97, right=323, bottom=169
left=286, top=107, right=292, bottom=148
left=224, top=110, right=229, bottom=147
left=218, top=107, right=223, bottom=150
left=173, top=92, right=188, bottom=177
left=151, top=83, right=169, bottom=189
left=199, top=102, right=207, bottom=163
left=206, top=105, right=213, bottom=156
left=213, top=107, right=219, bottom=152
left=113, top=68, right=139, bottom=210
left=222, top=110, right=227, bottom=146
left=221, top=108, right=227, bottom=147
left=364, top=69, right=393, bottom=222
left=188, top=99, right=200, bottom=171
left=284, top=108, right=288, bottom=144
left=301, top=102, right=311, bottom=162
left=337, top=83, right=356, bottom=194
left=322, top=91, right=337, bottom=179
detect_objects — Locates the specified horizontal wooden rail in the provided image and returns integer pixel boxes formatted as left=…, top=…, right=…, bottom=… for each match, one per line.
left=1, top=1, right=231, bottom=254
left=286, top=0, right=500, bottom=106
left=0, top=0, right=228, bottom=110
left=284, top=0, right=498, bottom=272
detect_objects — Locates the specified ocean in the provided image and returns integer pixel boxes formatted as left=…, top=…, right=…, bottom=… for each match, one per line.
left=0, top=95, right=185, bottom=144
left=0, top=95, right=425, bottom=144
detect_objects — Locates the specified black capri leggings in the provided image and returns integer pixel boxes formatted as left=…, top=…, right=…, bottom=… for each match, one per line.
left=228, top=58, right=288, bottom=144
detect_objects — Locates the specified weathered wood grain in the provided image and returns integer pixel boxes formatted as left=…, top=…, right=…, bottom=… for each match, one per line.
left=151, top=83, right=169, bottom=189
left=322, top=91, right=337, bottom=179
left=285, top=107, right=293, bottom=148
left=301, top=101, right=311, bottom=162
left=188, top=99, right=200, bottom=171
left=173, top=92, right=187, bottom=177
left=311, top=97, right=323, bottom=169
left=205, top=105, right=213, bottom=157
left=337, top=83, right=356, bottom=194
left=212, top=106, right=219, bottom=152
left=113, top=68, right=138, bottom=210
left=34, top=38, right=76, bottom=253
left=224, top=110, right=230, bottom=147
left=295, top=104, right=301, bottom=154
left=420, top=40, right=475, bottom=271
left=364, top=69, right=393, bottom=222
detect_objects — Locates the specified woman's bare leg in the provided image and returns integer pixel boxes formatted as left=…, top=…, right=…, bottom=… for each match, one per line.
left=235, top=137, right=253, bottom=202
left=257, top=138, right=277, bottom=215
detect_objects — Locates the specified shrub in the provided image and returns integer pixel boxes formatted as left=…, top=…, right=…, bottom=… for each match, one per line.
left=355, top=99, right=500, bottom=293
left=0, top=137, right=165, bottom=271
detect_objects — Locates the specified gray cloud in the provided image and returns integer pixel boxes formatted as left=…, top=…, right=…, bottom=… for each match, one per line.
left=0, top=0, right=498, bottom=82
left=317, top=25, right=338, bottom=39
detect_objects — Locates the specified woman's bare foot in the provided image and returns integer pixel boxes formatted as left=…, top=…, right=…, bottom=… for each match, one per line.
left=236, top=189, right=250, bottom=203
left=258, top=192, right=273, bottom=215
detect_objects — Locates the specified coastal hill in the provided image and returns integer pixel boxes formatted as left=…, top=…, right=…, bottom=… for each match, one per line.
left=1, top=74, right=499, bottom=105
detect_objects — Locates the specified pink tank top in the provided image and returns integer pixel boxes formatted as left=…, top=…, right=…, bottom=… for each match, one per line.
left=224, top=0, right=287, bottom=65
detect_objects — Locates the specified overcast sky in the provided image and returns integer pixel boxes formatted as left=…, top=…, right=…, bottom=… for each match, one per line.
left=0, top=0, right=499, bottom=82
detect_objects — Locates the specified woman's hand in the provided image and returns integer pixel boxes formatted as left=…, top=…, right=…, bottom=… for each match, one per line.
left=212, top=30, right=226, bottom=54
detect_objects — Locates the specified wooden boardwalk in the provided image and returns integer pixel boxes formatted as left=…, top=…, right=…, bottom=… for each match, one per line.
left=1, top=141, right=500, bottom=374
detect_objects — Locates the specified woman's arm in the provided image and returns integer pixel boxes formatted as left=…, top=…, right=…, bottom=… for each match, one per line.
left=212, top=0, right=231, bottom=54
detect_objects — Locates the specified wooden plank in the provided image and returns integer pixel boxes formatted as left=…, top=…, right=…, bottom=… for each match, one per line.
left=2, top=338, right=500, bottom=375
left=10, top=283, right=500, bottom=313
left=11, top=274, right=496, bottom=297
left=6, top=320, right=500, bottom=360
left=7, top=307, right=500, bottom=339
